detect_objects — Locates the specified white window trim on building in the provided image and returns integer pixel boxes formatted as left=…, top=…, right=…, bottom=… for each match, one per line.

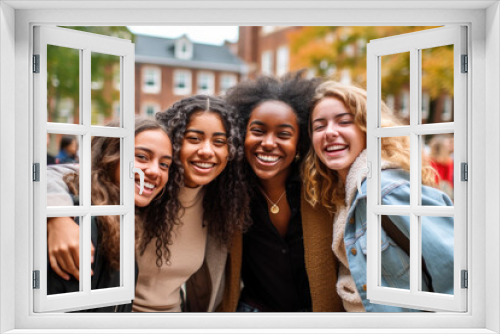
left=261, top=50, right=273, bottom=75
left=276, top=45, right=289, bottom=76
left=219, top=73, right=237, bottom=95
left=1, top=3, right=499, bottom=334
left=143, top=102, right=160, bottom=117
left=174, top=35, right=193, bottom=60
left=196, top=71, right=215, bottom=95
left=173, top=69, right=192, bottom=95
left=142, top=66, right=161, bottom=94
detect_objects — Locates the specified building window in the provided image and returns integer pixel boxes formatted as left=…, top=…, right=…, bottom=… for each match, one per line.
left=276, top=45, right=289, bottom=76
left=142, top=66, right=161, bottom=94
left=441, top=95, right=453, bottom=121
left=173, top=69, right=192, bottom=95
left=175, top=35, right=193, bottom=60
left=219, top=74, right=237, bottom=95
left=261, top=50, right=273, bottom=75
left=197, top=71, right=215, bottom=95
left=143, top=103, right=159, bottom=118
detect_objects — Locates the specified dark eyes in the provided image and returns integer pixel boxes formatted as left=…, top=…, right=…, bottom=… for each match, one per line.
left=249, top=127, right=292, bottom=138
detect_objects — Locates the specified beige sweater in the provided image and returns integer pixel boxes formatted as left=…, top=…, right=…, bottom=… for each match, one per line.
left=133, top=186, right=207, bottom=312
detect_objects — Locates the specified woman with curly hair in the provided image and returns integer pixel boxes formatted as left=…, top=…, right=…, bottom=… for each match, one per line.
left=219, top=71, right=345, bottom=312
left=47, top=96, right=250, bottom=312
left=303, top=81, right=454, bottom=312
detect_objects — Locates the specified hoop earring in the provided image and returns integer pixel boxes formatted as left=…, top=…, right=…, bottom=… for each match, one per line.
left=154, top=186, right=166, bottom=201
left=295, top=153, right=300, bottom=161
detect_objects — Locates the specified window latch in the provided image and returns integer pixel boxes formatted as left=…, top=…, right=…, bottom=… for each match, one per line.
left=129, top=162, right=144, bottom=194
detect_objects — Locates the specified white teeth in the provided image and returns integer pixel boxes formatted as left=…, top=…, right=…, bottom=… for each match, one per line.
left=326, top=144, right=347, bottom=152
left=142, top=182, right=155, bottom=189
left=193, top=162, right=215, bottom=168
left=257, top=154, right=279, bottom=162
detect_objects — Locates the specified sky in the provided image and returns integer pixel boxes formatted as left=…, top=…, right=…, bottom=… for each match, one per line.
left=127, top=26, right=239, bottom=45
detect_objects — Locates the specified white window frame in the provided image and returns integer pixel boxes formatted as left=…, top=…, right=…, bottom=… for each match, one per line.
left=366, top=26, right=467, bottom=312
left=261, top=50, right=273, bottom=75
left=219, top=73, right=237, bottom=95
left=173, top=69, right=192, bottom=95
left=142, top=102, right=160, bottom=117
left=142, top=66, right=161, bottom=94
left=32, top=25, right=136, bottom=313
left=1, top=2, right=498, bottom=334
left=196, top=71, right=215, bottom=95
left=276, top=45, right=289, bottom=76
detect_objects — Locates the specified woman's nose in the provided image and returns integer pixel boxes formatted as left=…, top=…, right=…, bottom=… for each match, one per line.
left=198, top=140, right=215, bottom=157
left=261, top=134, right=277, bottom=150
left=325, top=123, right=339, bottom=139
left=144, top=162, right=160, bottom=177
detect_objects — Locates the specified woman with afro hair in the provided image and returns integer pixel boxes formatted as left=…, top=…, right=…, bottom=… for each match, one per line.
left=219, top=71, right=345, bottom=312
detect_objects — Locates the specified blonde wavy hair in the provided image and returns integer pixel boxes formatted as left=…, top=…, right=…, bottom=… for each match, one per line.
left=302, top=81, right=436, bottom=212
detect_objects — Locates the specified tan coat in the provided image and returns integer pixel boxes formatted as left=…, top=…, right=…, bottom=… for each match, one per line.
left=217, top=193, right=345, bottom=312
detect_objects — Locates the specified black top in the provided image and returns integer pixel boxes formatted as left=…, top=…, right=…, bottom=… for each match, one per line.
left=240, top=171, right=312, bottom=312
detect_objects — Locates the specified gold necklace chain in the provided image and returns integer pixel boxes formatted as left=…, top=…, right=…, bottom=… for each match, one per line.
left=258, top=186, right=286, bottom=214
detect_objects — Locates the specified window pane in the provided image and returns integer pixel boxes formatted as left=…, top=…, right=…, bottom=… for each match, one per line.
left=381, top=52, right=410, bottom=126
left=47, top=45, right=80, bottom=124
left=381, top=136, right=410, bottom=205
left=421, top=45, right=454, bottom=124
left=380, top=215, right=410, bottom=291
left=47, top=134, right=81, bottom=207
left=47, top=216, right=81, bottom=295
left=90, top=215, right=121, bottom=291
left=422, top=134, right=455, bottom=203
left=91, top=52, right=120, bottom=127
left=421, top=216, right=454, bottom=295
left=91, top=136, right=121, bottom=205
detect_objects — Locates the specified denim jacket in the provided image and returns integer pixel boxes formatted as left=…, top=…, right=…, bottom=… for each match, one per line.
left=344, top=168, right=454, bottom=312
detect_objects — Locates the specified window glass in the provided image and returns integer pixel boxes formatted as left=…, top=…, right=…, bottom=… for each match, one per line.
left=47, top=45, right=80, bottom=124
left=381, top=52, right=410, bottom=126
left=421, top=45, right=454, bottom=124
left=91, top=52, right=120, bottom=127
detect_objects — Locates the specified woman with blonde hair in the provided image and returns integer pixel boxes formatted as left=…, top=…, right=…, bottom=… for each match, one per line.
left=303, top=81, right=454, bottom=312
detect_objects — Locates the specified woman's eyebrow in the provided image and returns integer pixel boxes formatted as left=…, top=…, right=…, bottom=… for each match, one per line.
left=186, top=129, right=227, bottom=137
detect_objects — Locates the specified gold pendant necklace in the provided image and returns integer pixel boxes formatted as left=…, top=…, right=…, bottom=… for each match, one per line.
left=258, top=186, right=286, bottom=215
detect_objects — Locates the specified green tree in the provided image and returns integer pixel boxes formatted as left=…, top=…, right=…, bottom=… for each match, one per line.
left=47, top=26, right=133, bottom=123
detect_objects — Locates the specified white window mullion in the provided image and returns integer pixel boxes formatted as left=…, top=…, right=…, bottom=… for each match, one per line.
left=81, top=47, right=92, bottom=295
left=409, top=46, right=420, bottom=294
left=367, top=26, right=467, bottom=312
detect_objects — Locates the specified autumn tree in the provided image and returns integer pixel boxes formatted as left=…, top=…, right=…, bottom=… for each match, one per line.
left=288, top=26, right=453, bottom=122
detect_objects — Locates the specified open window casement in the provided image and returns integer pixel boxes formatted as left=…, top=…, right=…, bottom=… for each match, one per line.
left=365, top=26, right=467, bottom=312
left=33, top=26, right=136, bottom=312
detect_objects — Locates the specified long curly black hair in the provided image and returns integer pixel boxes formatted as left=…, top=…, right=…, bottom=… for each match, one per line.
left=225, top=70, right=322, bottom=182
left=155, top=95, right=251, bottom=262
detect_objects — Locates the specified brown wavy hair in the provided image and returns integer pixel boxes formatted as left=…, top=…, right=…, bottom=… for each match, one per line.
left=302, top=81, right=437, bottom=212
left=64, top=116, right=171, bottom=270
left=155, top=95, right=251, bottom=260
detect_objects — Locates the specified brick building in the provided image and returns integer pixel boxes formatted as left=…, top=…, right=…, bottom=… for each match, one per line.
left=135, top=34, right=247, bottom=117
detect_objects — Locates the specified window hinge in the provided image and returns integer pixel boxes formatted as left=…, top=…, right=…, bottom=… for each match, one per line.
left=461, top=270, right=468, bottom=289
left=33, top=270, right=40, bottom=289
left=33, top=54, right=40, bottom=73
left=461, top=54, right=468, bottom=73
left=33, top=163, right=40, bottom=182
left=461, top=162, right=468, bottom=181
